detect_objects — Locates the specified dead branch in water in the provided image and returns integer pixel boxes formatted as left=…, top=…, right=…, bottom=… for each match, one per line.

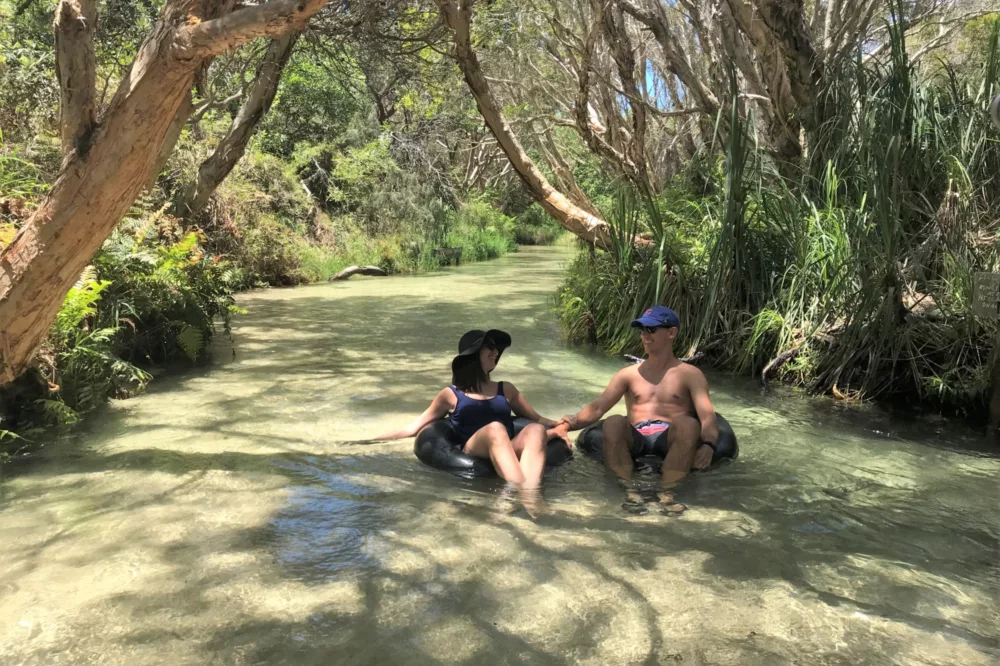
left=328, top=265, right=388, bottom=281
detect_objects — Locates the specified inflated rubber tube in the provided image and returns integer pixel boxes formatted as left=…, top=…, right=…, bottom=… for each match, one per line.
left=576, top=414, right=738, bottom=467
left=414, top=417, right=572, bottom=477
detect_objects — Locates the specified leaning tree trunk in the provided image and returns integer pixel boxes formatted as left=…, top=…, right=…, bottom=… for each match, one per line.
left=0, top=0, right=329, bottom=383
left=435, top=0, right=610, bottom=248
left=178, top=29, right=301, bottom=217
left=537, top=127, right=602, bottom=218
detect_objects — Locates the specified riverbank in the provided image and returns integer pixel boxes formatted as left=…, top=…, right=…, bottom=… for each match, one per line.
left=553, top=23, right=999, bottom=424
left=0, top=189, right=562, bottom=444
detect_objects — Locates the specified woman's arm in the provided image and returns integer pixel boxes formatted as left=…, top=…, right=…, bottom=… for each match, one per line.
left=375, top=388, right=456, bottom=439
left=504, top=383, right=558, bottom=427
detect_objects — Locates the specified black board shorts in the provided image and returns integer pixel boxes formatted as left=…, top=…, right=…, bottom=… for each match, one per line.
left=630, top=419, right=670, bottom=459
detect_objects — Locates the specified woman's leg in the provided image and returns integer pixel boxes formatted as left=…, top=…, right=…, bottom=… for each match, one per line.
left=509, top=423, right=549, bottom=517
left=463, top=422, right=524, bottom=485
left=510, top=423, right=547, bottom=490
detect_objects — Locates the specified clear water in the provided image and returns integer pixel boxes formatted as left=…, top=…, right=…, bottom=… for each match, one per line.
left=1, top=246, right=997, bottom=665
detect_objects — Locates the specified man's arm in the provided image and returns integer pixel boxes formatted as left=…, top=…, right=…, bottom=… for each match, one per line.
left=556, top=368, right=631, bottom=432
left=687, top=366, right=719, bottom=469
left=687, top=367, right=719, bottom=444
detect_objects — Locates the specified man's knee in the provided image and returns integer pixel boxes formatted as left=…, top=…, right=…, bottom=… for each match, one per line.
left=603, top=415, right=632, bottom=452
left=668, top=415, right=701, bottom=449
left=603, top=415, right=630, bottom=436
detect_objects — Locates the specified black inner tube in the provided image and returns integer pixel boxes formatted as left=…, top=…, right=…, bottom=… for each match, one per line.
left=576, top=414, right=738, bottom=467
left=414, top=417, right=572, bottom=478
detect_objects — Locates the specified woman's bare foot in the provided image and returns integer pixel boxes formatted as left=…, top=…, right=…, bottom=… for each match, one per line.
left=489, top=485, right=518, bottom=523
left=518, top=486, right=551, bottom=519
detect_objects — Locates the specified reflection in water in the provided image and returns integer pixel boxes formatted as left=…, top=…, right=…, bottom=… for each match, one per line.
left=0, top=247, right=997, bottom=665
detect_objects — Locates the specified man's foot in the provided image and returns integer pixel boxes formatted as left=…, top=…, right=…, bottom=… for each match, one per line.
left=622, top=487, right=649, bottom=515
left=645, top=489, right=686, bottom=516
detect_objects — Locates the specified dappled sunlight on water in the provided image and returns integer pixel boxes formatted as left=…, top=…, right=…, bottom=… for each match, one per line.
left=1, top=247, right=997, bottom=665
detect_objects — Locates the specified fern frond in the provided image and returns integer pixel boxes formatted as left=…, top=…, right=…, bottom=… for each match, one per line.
left=176, top=324, right=205, bottom=361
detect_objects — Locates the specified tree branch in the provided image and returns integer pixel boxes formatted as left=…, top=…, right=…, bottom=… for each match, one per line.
left=435, top=0, right=610, bottom=247
left=617, top=0, right=720, bottom=114
left=175, top=0, right=327, bottom=60
left=179, top=29, right=301, bottom=216
left=54, top=0, right=97, bottom=156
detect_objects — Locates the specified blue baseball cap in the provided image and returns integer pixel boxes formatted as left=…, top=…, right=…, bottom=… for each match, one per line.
left=631, top=306, right=680, bottom=329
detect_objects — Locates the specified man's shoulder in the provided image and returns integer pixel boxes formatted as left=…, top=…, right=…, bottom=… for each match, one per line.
left=612, top=363, right=640, bottom=384
left=675, top=361, right=708, bottom=387
left=619, top=362, right=643, bottom=376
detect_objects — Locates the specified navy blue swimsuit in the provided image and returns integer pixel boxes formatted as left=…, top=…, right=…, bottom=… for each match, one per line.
left=448, top=382, right=516, bottom=444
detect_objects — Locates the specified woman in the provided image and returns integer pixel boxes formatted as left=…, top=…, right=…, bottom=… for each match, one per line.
left=377, top=329, right=560, bottom=513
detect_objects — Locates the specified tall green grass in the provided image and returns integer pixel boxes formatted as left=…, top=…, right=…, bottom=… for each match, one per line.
left=558, top=20, right=999, bottom=412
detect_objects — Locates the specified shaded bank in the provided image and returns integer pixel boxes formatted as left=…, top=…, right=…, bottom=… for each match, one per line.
left=556, top=25, right=999, bottom=426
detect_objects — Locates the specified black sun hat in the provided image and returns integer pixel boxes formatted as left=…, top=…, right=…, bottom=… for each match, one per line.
left=451, top=329, right=512, bottom=373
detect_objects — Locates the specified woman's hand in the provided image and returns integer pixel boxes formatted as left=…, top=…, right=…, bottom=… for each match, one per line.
left=376, top=388, right=455, bottom=440
left=373, top=429, right=408, bottom=441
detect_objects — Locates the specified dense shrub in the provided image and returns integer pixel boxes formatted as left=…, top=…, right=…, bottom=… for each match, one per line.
left=513, top=204, right=564, bottom=245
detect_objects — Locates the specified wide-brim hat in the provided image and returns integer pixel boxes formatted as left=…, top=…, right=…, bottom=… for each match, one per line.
left=451, top=329, right=512, bottom=373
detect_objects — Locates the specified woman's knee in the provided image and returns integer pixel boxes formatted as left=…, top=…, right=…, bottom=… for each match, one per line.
left=482, top=421, right=510, bottom=437
left=521, top=424, right=547, bottom=450
left=522, top=423, right=546, bottom=437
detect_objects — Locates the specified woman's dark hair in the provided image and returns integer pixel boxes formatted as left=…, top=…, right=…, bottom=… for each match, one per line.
left=452, top=353, right=489, bottom=393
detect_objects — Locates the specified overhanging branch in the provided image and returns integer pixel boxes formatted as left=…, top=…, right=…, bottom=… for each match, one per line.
left=175, top=0, right=328, bottom=60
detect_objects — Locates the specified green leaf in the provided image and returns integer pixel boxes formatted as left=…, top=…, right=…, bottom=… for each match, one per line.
left=176, top=324, right=204, bottom=362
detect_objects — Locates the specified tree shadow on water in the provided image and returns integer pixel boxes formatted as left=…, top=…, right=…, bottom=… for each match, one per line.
left=2, top=249, right=997, bottom=664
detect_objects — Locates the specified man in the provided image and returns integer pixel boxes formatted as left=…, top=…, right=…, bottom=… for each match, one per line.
left=549, top=306, right=719, bottom=509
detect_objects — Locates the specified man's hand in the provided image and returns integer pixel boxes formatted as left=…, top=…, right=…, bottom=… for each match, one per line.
left=693, top=443, right=714, bottom=470
left=547, top=422, right=572, bottom=447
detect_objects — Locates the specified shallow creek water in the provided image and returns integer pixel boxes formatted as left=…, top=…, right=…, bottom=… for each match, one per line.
left=1, top=246, right=997, bottom=665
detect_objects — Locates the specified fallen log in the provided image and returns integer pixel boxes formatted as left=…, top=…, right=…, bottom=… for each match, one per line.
left=760, top=347, right=801, bottom=391
left=328, top=265, right=387, bottom=281
left=432, top=247, right=463, bottom=266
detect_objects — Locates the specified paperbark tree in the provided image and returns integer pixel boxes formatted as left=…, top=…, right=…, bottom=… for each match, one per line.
left=435, top=0, right=610, bottom=248
left=0, top=0, right=329, bottom=383
left=177, top=29, right=302, bottom=217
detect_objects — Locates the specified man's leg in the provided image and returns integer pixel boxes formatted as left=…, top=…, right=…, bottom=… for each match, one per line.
left=662, top=415, right=701, bottom=485
left=601, top=415, right=634, bottom=479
